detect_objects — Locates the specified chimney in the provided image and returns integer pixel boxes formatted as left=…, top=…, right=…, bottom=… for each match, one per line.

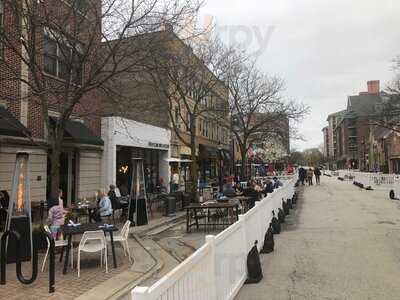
left=160, top=22, right=174, bottom=33
left=367, top=80, right=380, bottom=94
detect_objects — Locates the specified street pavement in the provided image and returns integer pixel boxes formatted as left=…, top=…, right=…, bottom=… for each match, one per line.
left=236, top=177, right=400, bottom=300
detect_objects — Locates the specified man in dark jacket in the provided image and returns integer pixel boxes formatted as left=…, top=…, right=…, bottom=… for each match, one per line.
left=314, top=167, right=322, bottom=185
left=298, top=167, right=306, bottom=185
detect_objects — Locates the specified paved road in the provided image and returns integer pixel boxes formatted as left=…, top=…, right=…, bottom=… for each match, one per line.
left=236, top=177, right=400, bottom=300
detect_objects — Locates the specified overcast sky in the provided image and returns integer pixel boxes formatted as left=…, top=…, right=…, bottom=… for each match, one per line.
left=202, top=0, right=400, bottom=151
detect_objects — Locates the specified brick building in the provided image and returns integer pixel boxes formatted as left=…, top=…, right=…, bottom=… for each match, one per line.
left=0, top=0, right=103, bottom=204
left=323, top=80, right=386, bottom=171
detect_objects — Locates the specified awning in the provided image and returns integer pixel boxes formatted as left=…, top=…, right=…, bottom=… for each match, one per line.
left=200, top=145, right=218, bottom=158
left=50, top=117, right=104, bottom=146
left=164, top=158, right=192, bottom=163
left=0, top=107, right=31, bottom=137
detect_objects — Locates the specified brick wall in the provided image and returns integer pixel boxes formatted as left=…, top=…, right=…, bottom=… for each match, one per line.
left=1, top=0, right=102, bottom=139
left=0, top=2, right=21, bottom=117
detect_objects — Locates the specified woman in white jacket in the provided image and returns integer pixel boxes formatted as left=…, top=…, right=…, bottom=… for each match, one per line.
left=94, top=189, right=113, bottom=222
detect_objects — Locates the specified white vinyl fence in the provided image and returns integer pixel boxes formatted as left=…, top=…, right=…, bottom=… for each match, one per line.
left=132, top=176, right=297, bottom=300
left=337, top=170, right=400, bottom=192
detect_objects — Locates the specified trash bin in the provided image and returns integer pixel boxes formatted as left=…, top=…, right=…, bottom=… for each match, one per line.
left=163, top=196, right=176, bottom=217
left=172, top=191, right=183, bottom=210
left=182, top=193, right=191, bottom=208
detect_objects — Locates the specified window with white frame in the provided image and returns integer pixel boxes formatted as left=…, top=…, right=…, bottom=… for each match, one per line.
left=43, top=28, right=83, bottom=85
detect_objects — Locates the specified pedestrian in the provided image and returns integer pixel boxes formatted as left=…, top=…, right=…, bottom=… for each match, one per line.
left=307, top=168, right=314, bottom=186
left=298, top=167, right=306, bottom=185
left=272, top=177, right=283, bottom=189
left=314, top=167, right=321, bottom=185
left=171, top=171, right=179, bottom=192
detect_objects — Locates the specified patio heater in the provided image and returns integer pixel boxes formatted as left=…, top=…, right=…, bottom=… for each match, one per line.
left=128, top=158, right=149, bottom=226
left=5, top=152, right=33, bottom=263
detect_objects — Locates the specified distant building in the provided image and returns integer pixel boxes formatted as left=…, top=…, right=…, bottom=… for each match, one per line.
left=326, top=110, right=346, bottom=162
left=322, top=126, right=329, bottom=158
left=324, top=80, right=386, bottom=171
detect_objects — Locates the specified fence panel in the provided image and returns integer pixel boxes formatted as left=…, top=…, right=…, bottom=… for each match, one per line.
left=214, top=220, right=247, bottom=300
left=132, top=176, right=297, bottom=300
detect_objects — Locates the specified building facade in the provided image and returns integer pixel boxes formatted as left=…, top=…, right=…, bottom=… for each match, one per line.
left=323, top=80, right=394, bottom=171
left=101, top=29, right=231, bottom=191
left=0, top=0, right=103, bottom=205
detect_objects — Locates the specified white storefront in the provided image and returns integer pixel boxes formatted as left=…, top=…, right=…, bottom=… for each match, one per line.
left=101, top=117, right=171, bottom=191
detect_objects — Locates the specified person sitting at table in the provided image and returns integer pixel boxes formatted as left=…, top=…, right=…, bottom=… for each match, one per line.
left=108, top=184, right=124, bottom=209
left=262, top=179, right=273, bottom=196
left=272, top=177, right=283, bottom=189
left=93, top=189, right=113, bottom=222
left=222, top=180, right=236, bottom=197
left=243, top=183, right=259, bottom=208
left=47, top=197, right=65, bottom=239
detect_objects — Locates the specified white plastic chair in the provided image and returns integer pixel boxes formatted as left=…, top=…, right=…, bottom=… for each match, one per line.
left=41, top=225, right=73, bottom=272
left=77, top=230, right=108, bottom=277
left=106, top=220, right=132, bottom=262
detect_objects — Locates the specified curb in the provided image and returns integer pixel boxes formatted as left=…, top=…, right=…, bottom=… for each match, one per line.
left=105, top=234, right=164, bottom=300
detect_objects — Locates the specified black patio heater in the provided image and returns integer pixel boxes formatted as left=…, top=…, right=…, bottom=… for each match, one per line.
left=128, top=158, right=149, bottom=226
left=5, top=152, right=33, bottom=263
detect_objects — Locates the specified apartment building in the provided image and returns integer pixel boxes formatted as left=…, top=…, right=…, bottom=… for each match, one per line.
left=324, top=81, right=384, bottom=170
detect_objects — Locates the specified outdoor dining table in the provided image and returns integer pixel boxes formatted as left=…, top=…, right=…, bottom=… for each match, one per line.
left=60, top=222, right=119, bottom=274
left=186, top=201, right=239, bottom=233
left=70, top=203, right=97, bottom=223
left=232, top=195, right=253, bottom=213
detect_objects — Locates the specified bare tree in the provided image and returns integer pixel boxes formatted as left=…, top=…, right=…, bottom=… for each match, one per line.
left=0, top=0, right=201, bottom=198
left=145, top=35, right=231, bottom=196
left=222, top=56, right=309, bottom=179
left=368, top=56, right=400, bottom=132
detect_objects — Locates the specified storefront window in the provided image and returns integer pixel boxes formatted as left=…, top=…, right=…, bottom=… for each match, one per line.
left=117, top=146, right=161, bottom=194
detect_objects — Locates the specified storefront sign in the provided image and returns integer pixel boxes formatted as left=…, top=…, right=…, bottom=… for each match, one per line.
left=148, top=142, right=169, bottom=149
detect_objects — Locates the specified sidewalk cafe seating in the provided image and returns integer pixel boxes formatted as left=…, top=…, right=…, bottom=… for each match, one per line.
left=77, top=230, right=108, bottom=277
left=41, top=225, right=73, bottom=272
left=106, top=220, right=132, bottom=262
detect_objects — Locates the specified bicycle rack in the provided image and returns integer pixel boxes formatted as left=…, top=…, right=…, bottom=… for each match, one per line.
left=0, top=229, right=55, bottom=293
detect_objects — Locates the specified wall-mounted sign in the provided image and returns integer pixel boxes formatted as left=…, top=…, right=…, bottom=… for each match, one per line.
left=148, top=142, right=169, bottom=149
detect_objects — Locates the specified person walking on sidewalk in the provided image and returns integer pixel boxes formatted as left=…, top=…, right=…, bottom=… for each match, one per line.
left=298, top=167, right=306, bottom=185
left=314, top=167, right=321, bottom=185
left=307, top=168, right=314, bottom=186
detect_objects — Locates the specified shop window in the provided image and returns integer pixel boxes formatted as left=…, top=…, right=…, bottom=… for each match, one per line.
left=43, top=28, right=83, bottom=85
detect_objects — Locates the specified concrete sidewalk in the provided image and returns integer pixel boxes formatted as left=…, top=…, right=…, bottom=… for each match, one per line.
left=236, top=177, right=400, bottom=300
